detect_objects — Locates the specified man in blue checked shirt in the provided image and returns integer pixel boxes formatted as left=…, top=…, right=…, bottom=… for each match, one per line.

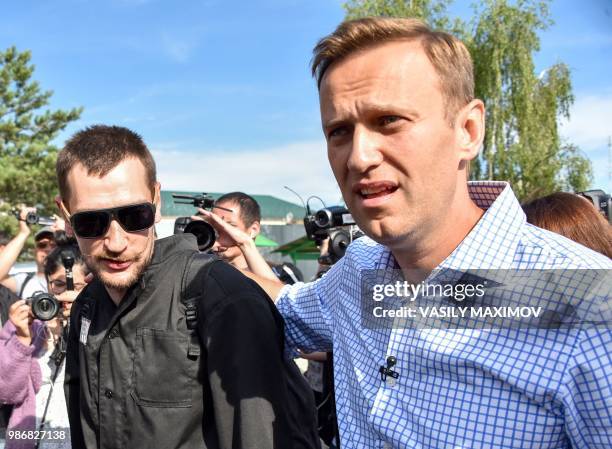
left=242, top=17, right=611, bottom=449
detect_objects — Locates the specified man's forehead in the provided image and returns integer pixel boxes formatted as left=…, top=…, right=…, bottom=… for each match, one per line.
left=320, top=39, right=427, bottom=87
left=67, top=158, right=147, bottom=181
left=65, top=158, right=153, bottom=211
left=216, top=199, right=238, bottom=210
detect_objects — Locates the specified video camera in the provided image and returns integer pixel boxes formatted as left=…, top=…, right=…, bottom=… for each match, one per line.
left=577, top=189, right=611, bottom=223
left=12, top=208, right=55, bottom=226
left=304, top=205, right=363, bottom=263
left=172, top=193, right=233, bottom=252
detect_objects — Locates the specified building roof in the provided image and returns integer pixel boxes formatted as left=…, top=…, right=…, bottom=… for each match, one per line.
left=160, top=190, right=305, bottom=223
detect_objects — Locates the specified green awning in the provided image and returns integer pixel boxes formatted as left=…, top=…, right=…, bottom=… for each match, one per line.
left=272, top=236, right=319, bottom=261
left=255, top=234, right=278, bottom=247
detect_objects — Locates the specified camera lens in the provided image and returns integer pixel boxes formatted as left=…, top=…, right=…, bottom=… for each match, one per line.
left=26, top=212, right=38, bottom=225
left=314, top=209, right=332, bottom=229
left=184, top=220, right=217, bottom=252
left=28, top=292, right=60, bottom=321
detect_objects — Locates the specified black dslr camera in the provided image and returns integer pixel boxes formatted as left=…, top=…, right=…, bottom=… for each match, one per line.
left=26, top=292, right=60, bottom=321
left=577, top=189, right=611, bottom=223
left=172, top=193, right=233, bottom=252
left=304, top=206, right=363, bottom=263
left=24, top=248, right=76, bottom=321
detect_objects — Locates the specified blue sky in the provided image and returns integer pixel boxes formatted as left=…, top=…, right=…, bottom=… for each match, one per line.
left=2, top=0, right=611, bottom=205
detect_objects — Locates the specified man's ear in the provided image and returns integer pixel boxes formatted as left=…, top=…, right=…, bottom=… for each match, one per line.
left=455, top=99, right=485, bottom=162
left=249, top=221, right=260, bottom=239
left=55, top=195, right=75, bottom=238
left=154, top=182, right=162, bottom=223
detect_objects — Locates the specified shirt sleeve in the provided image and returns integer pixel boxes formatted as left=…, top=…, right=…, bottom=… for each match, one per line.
left=561, top=327, right=612, bottom=449
left=275, top=258, right=347, bottom=356
left=0, top=320, right=39, bottom=405
left=11, top=272, right=26, bottom=298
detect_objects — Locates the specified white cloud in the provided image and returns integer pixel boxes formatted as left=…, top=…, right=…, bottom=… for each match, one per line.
left=152, top=140, right=344, bottom=206
left=561, top=92, right=612, bottom=149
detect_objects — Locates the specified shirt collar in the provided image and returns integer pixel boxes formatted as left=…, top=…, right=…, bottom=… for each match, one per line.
left=440, top=181, right=525, bottom=270
left=85, top=233, right=198, bottom=307
left=148, top=233, right=198, bottom=267
left=377, top=181, right=525, bottom=272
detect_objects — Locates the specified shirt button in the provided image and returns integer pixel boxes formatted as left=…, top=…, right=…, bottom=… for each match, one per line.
left=383, top=443, right=392, bottom=449
left=104, top=389, right=113, bottom=399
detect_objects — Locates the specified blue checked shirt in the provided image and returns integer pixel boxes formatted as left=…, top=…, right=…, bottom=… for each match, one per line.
left=277, top=182, right=612, bottom=449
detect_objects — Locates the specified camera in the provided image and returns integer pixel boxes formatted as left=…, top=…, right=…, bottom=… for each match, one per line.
left=26, top=292, right=60, bottom=321
left=304, top=206, right=355, bottom=244
left=577, top=189, right=611, bottom=223
left=12, top=209, right=56, bottom=226
left=304, top=205, right=362, bottom=263
left=172, top=193, right=233, bottom=251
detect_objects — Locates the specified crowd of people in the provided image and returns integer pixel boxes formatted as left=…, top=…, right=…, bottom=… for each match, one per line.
left=0, top=15, right=610, bottom=449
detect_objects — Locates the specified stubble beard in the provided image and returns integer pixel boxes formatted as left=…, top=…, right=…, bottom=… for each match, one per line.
left=86, top=239, right=155, bottom=292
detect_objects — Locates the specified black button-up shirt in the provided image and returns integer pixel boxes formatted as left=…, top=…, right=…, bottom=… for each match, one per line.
left=65, top=234, right=319, bottom=449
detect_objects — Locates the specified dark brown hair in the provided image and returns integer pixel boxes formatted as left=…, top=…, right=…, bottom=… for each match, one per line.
left=56, top=125, right=156, bottom=204
left=215, top=192, right=261, bottom=228
left=311, top=17, right=474, bottom=120
left=523, top=192, right=612, bottom=258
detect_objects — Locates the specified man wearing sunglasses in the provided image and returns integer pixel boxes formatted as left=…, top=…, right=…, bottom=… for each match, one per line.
left=0, top=208, right=60, bottom=299
left=58, top=125, right=318, bottom=449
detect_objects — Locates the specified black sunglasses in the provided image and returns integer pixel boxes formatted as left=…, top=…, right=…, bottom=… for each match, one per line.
left=70, top=203, right=156, bottom=238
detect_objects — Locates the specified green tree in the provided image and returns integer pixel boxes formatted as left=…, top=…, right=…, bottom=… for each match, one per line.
left=342, top=0, right=592, bottom=200
left=470, top=0, right=591, bottom=199
left=345, top=0, right=461, bottom=31
left=0, top=46, right=82, bottom=236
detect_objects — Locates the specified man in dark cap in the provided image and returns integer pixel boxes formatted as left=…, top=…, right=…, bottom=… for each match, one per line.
left=0, top=208, right=61, bottom=299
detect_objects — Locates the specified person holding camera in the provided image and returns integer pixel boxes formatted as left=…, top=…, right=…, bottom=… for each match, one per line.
left=245, top=17, right=612, bottom=449
left=193, top=192, right=279, bottom=281
left=0, top=235, right=87, bottom=449
left=0, top=208, right=64, bottom=300
left=58, top=125, right=318, bottom=449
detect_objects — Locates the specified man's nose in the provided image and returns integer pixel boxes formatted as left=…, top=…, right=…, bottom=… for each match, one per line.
left=104, top=219, right=128, bottom=253
left=347, top=125, right=384, bottom=173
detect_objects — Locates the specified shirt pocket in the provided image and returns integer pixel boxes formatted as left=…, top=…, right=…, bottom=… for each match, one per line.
left=131, top=327, right=197, bottom=407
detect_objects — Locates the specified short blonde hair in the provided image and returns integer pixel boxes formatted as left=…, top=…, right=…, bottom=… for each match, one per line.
left=312, top=17, right=474, bottom=121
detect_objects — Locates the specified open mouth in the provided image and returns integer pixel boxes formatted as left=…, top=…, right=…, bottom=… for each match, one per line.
left=357, top=183, right=398, bottom=200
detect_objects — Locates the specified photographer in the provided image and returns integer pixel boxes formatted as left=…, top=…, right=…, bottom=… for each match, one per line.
left=0, top=234, right=88, bottom=449
left=0, top=207, right=64, bottom=299
left=194, top=192, right=279, bottom=281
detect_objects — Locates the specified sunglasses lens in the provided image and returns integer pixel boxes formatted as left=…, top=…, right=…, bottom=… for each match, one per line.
left=117, top=203, right=155, bottom=232
left=72, top=211, right=110, bottom=238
